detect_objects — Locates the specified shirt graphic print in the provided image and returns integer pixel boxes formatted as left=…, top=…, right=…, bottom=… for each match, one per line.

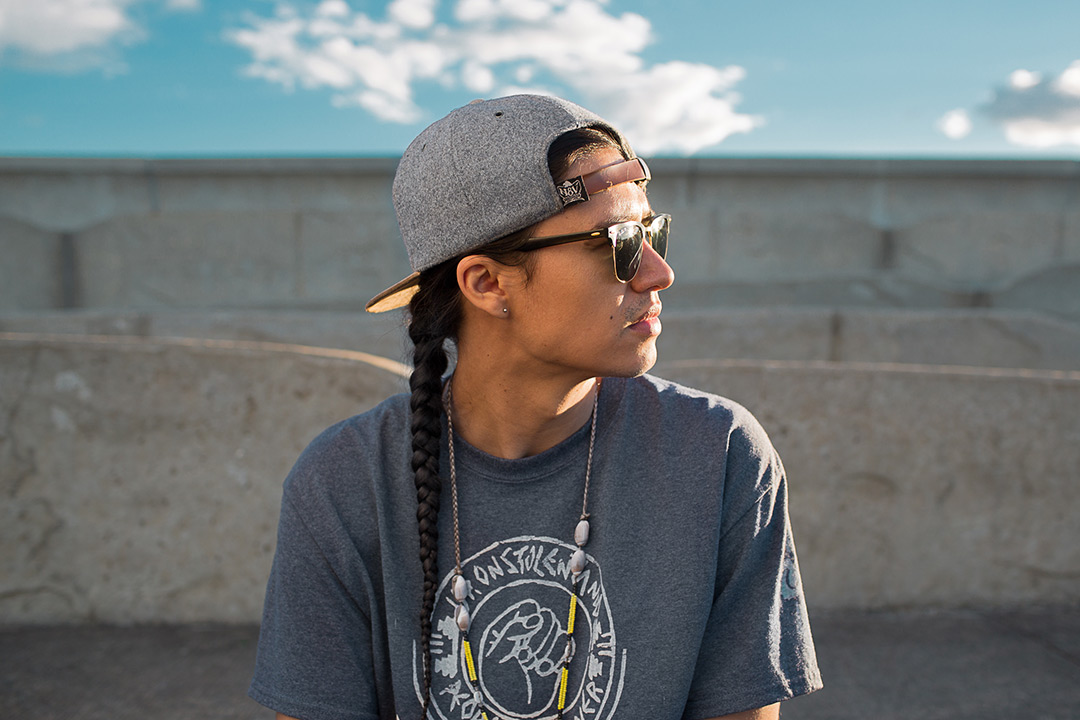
left=413, top=535, right=626, bottom=720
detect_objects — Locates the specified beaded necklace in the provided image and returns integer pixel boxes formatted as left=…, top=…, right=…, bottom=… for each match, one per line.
left=443, top=377, right=600, bottom=720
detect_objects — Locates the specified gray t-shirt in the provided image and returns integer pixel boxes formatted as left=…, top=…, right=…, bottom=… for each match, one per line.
left=250, top=374, right=821, bottom=720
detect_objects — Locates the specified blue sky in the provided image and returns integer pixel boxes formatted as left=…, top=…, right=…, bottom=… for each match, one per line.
left=2, top=0, right=1079, bottom=157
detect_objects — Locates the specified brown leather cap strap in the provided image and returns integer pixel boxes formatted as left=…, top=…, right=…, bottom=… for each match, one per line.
left=584, top=157, right=651, bottom=195
left=557, top=157, right=651, bottom=207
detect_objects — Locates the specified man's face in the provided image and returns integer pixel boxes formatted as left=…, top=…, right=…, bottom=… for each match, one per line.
left=502, top=147, right=676, bottom=381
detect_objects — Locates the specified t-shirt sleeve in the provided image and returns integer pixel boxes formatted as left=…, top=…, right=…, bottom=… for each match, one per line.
left=249, top=472, right=381, bottom=720
left=682, top=411, right=822, bottom=719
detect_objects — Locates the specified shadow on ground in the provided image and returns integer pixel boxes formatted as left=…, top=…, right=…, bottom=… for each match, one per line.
left=2, top=606, right=1079, bottom=720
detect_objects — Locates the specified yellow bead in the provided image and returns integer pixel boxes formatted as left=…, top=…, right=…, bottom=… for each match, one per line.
left=567, top=594, right=577, bottom=635
left=557, top=666, right=569, bottom=709
left=463, top=639, right=477, bottom=682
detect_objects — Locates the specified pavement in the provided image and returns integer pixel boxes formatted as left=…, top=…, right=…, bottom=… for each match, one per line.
left=2, top=606, right=1079, bottom=720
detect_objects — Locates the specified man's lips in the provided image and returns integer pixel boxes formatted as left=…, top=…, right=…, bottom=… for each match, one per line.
left=628, top=304, right=663, bottom=334
left=631, top=304, right=662, bottom=325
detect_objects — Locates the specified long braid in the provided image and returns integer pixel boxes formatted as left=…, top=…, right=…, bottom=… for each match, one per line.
left=408, top=266, right=460, bottom=718
left=406, top=125, right=627, bottom=718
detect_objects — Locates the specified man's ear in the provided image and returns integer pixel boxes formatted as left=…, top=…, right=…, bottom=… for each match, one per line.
left=456, top=255, right=523, bottom=318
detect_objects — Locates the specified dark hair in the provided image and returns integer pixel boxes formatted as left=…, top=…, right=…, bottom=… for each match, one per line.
left=408, top=125, right=628, bottom=717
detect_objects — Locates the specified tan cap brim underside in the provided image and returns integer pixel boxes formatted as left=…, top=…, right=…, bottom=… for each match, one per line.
left=364, top=271, right=421, bottom=313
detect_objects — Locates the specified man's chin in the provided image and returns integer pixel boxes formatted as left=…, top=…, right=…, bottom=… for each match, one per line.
left=608, top=345, right=658, bottom=379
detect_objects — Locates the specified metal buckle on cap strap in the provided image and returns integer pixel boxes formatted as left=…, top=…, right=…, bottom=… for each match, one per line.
left=557, top=158, right=651, bottom=208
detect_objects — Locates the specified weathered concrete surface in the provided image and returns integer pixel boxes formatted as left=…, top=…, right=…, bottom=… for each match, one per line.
left=3, top=335, right=1079, bottom=622
left=786, top=606, right=1080, bottom=720
left=2, top=607, right=1079, bottom=720
left=0, top=309, right=410, bottom=366
left=4, top=306, right=1080, bottom=371
left=601, top=159, right=1080, bottom=317
left=0, top=624, right=273, bottom=720
left=0, top=158, right=408, bottom=313
left=659, top=308, right=1080, bottom=370
left=655, top=358, right=1080, bottom=609
left=0, top=334, right=407, bottom=624
left=646, top=159, right=1080, bottom=286
left=0, top=219, right=62, bottom=311
left=3, top=157, right=1080, bottom=317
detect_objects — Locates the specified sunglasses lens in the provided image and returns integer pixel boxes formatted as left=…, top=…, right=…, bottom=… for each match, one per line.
left=611, top=215, right=670, bottom=281
left=613, top=224, right=645, bottom=282
left=649, top=215, right=670, bottom=260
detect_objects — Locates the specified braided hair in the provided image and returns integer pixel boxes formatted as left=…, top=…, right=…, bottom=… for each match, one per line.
left=408, top=126, right=631, bottom=717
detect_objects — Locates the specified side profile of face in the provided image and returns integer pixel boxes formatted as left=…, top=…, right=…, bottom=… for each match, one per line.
left=498, top=146, right=676, bottom=381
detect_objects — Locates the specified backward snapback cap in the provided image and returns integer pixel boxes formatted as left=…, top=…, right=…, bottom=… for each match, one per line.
left=365, top=94, right=634, bottom=313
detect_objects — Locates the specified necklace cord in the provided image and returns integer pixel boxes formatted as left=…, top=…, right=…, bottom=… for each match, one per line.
left=581, top=379, right=599, bottom=521
left=442, top=376, right=600, bottom=719
left=443, top=381, right=462, bottom=573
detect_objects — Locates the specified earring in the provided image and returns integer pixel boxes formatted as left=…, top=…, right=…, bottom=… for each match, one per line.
left=502, top=307, right=508, bottom=314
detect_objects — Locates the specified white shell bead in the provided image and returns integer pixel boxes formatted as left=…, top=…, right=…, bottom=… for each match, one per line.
left=574, top=519, right=590, bottom=547
left=570, top=548, right=587, bottom=576
left=454, top=603, right=471, bottom=632
left=453, top=575, right=469, bottom=602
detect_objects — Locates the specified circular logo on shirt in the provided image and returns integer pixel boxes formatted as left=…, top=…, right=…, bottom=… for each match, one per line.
left=413, top=535, right=625, bottom=720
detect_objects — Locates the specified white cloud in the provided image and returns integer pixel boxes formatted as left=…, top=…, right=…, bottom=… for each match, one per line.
left=955, top=60, right=1080, bottom=149
left=1002, top=118, right=1080, bottom=148
left=1054, top=61, right=1080, bottom=97
left=1009, top=69, right=1041, bottom=90
left=0, top=0, right=200, bottom=70
left=579, top=61, right=761, bottom=155
left=455, top=0, right=554, bottom=24
left=316, top=0, right=350, bottom=18
left=165, top=0, right=201, bottom=11
left=462, top=59, right=494, bottom=92
left=937, top=108, right=972, bottom=140
left=0, top=0, right=137, bottom=56
left=388, top=0, right=436, bottom=29
left=226, top=0, right=761, bottom=154
left=514, top=64, right=535, bottom=84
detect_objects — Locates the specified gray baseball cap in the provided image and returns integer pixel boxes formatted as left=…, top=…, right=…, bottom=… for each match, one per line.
left=365, top=94, right=636, bottom=313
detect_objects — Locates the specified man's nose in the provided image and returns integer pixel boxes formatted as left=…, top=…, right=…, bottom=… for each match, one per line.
left=631, top=240, right=675, bottom=292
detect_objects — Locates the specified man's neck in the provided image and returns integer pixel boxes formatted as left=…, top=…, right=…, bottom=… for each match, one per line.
left=447, top=361, right=598, bottom=460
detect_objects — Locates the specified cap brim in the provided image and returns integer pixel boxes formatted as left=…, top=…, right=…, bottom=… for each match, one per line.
left=365, top=271, right=421, bottom=313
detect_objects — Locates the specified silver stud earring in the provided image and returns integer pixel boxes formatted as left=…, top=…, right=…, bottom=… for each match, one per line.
left=502, top=307, right=508, bottom=314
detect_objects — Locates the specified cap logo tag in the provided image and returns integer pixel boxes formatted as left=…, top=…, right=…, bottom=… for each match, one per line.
left=557, top=177, right=589, bottom=207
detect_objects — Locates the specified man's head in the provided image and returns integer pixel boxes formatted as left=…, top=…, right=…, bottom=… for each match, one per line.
left=366, top=94, right=641, bottom=313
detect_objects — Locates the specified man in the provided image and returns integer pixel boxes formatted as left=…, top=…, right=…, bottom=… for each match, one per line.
left=251, top=94, right=821, bottom=720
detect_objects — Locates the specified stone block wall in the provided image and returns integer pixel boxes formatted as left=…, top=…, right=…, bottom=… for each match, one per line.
left=3, top=156, right=1079, bottom=622
left=5, top=306, right=1079, bottom=371
left=0, top=159, right=407, bottom=312
left=0, top=335, right=407, bottom=623
left=3, top=334, right=1077, bottom=622
left=3, top=158, right=1079, bottom=318
left=655, top=358, right=1080, bottom=609
left=645, top=159, right=1080, bottom=316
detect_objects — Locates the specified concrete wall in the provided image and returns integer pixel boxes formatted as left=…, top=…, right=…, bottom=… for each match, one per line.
left=0, top=158, right=404, bottom=312
left=0, top=334, right=407, bottom=624
left=655, top=358, right=1080, bottom=610
left=0, top=309, right=412, bottom=367
left=647, top=159, right=1080, bottom=317
left=4, top=306, right=1080, bottom=371
left=3, top=158, right=1080, bottom=318
left=4, top=155, right=1079, bottom=623
left=658, top=308, right=1080, bottom=370
left=3, top=334, right=1078, bottom=622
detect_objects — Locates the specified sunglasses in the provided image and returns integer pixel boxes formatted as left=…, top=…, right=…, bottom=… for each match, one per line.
left=519, top=213, right=672, bottom=282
